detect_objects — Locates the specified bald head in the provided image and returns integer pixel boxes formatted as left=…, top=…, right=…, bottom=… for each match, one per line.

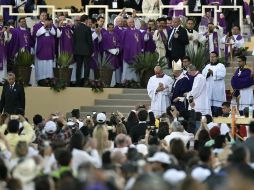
left=154, top=66, right=163, bottom=77
left=127, top=17, right=135, bottom=28
left=172, top=17, right=181, bottom=28
left=115, top=16, right=123, bottom=27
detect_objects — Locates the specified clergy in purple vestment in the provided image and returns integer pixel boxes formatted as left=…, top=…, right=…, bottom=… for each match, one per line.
left=89, top=28, right=101, bottom=80
left=58, top=20, right=73, bottom=54
left=231, top=55, right=254, bottom=112
left=102, top=23, right=121, bottom=85
left=33, top=13, right=56, bottom=85
left=0, top=25, right=9, bottom=82
left=114, top=16, right=125, bottom=69
left=121, top=18, right=143, bottom=82
left=15, top=17, right=33, bottom=53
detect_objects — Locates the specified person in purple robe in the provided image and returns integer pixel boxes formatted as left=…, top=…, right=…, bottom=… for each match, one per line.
left=15, top=17, right=33, bottom=53
left=58, top=18, right=73, bottom=54
left=114, top=16, right=124, bottom=71
left=0, top=24, right=11, bottom=82
left=231, top=55, right=254, bottom=113
left=102, top=23, right=121, bottom=86
left=140, top=20, right=156, bottom=53
left=33, top=12, right=56, bottom=86
left=121, top=18, right=143, bottom=82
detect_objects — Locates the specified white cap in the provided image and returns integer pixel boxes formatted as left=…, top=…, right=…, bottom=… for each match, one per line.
left=147, top=152, right=171, bottom=164
left=191, top=167, right=211, bottom=182
left=163, top=169, right=186, bottom=185
left=136, top=144, right=148, bottom=156
left=96, top=113, right=106, bottom=123
left=172, top=59, right=182, bottom=71
left=43, top=121, right=57, bottom=134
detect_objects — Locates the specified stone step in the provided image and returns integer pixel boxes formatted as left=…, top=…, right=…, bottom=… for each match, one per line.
left=80, top=105, right=135, bottom=113
left=109, top=94, right=150, bottom=100
left=123, top=88, right=147, bottom=94
left=95, top=99, right=150, bottom=106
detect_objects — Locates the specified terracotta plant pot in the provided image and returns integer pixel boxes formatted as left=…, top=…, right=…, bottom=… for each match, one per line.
left=99, top=68, right=113, bottom=87
left=14, top=65, right=32, bottom=85
left=53, top=68, right=73, bottom=86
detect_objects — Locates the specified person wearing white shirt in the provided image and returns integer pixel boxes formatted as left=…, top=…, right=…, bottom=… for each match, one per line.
left=186, top=65, right=211, bottom=115
left=147, top=66, right=174, bottom=117
left=202, top=51, right=226, bottom=116
left=164, top=121, right=191, bottom=147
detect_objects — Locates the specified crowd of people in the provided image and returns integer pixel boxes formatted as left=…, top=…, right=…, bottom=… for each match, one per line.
left=0, top=0, right=252, bottom=87
left=0, top=1, right=254, bottom=190
left=0, top=100, right=254, bottom=190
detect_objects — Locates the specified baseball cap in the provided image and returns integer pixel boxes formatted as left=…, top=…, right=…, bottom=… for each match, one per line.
left=96, top=113, right=106, bottom=123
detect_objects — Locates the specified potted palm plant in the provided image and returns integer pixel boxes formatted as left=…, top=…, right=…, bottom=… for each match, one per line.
left=186, top=44, right=209, bottom=71
left=54, top=52, right=73, bottom=86
left=14, top=50, right=34, bottom=85
left=95, top=52, right=113, bottom=87
left=130, top=52, right=167, bottom=88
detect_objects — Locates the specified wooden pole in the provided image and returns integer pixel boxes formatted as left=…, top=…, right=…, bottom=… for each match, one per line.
left=232, top=106, right=236, bottom=140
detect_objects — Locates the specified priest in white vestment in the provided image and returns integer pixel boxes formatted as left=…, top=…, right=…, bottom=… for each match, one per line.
left=147, top=66, right=174, bottom=117
left=202, top=51, right=226, bottom=116
left=186, top=65, right=210, bottom=115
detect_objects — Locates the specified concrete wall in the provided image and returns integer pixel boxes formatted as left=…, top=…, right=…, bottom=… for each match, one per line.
left=46, top=0, right=82, bottom=9
left=0, top=87, right=123, bottom=121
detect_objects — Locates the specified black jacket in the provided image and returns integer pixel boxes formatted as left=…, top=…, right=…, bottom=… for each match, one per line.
left=73, top=23, right=93, bottom=56
left=0, top=83, right=25, bottom=114
left=130, top=122, right=147, bottom=144
left=168, top=26, right=189, bottom=59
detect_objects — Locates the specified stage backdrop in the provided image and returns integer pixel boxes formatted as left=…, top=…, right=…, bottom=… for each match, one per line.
left=0, top=87, right=123, bottom=122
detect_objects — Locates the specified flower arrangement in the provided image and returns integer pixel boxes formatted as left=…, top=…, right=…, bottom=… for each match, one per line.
left=49, top=78, right=67, bottom=92
left=90, top=80, right=105, bottom=93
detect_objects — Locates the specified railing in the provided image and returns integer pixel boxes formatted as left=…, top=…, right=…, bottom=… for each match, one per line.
left=0, top=4, right=244, bottom=33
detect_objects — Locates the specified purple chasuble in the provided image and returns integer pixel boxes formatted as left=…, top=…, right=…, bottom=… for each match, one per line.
left=33, top=22, right=56, bottom=60
left=16, top=27, right=33, bottom=53
left=102, top=31, right=120, bottom=69
left=0, top=26, right=5, bottom=70
left=89, top=31, right=100, bottom=70
left=122, top=28, right=142, bottom=64
left=231, top=67, right=254, bottom=89
left=59, top=25, right=73, bottom=54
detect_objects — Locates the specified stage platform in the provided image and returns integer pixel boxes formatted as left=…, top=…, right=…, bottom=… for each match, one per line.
left=0, top=87, right=123, bottom=122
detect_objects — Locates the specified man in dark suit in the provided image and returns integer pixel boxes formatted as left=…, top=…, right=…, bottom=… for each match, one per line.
left=0, top=72, right=25, bottom=114
left=167, top=17, right=189, bottom=66
left=130, top=109, right=148, bottom=144
left=222, top=0, right=245, bottom=32
left=73, top=14, right=93, bottom=87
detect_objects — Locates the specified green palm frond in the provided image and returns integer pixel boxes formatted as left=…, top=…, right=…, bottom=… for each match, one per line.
left=186, top=45, right=209, bottom=71
left=15, top=50, right=34, bottom=67
left=95, top=52, right=112, bottom=69
left=130, top=52, right=167, bottom=77
left=57, top=52, right=73, bottom=68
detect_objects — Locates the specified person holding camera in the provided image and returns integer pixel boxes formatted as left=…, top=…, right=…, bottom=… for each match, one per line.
left=185, top=65, right=210, bottom=115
